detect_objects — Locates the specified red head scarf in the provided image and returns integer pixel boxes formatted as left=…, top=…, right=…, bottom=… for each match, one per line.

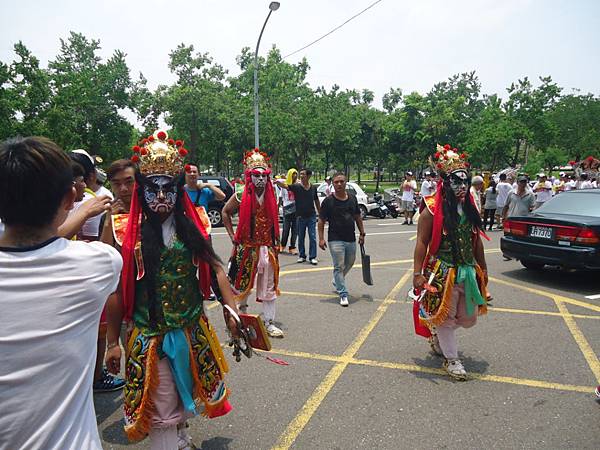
left=234, top=170, right=280, bottom=244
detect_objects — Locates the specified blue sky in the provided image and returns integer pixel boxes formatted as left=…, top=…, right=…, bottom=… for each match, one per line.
left=1, top=0, right=599, bottom=109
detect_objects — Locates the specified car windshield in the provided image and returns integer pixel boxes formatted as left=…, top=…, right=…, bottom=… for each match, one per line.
left=536, top=192, right=600, bottom=217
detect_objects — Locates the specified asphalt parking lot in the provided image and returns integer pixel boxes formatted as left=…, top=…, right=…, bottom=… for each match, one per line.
left=96, top=216, right=600, bottom=449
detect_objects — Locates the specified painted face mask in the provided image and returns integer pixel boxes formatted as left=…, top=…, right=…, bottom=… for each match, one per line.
left=251, top=169, right=269, bottom=189
left=143, top=175, right=177, bottom=214
left=449, top=170, right=468, bottom=200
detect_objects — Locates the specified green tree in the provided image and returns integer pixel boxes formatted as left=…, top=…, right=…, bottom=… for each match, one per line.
left=46, top=32, right=135, bottom=161
left=464, top=95, right=527, bottom=171
left=546, top=93, right=600, bottom=161
left=505, top=76, right=561, bottom=165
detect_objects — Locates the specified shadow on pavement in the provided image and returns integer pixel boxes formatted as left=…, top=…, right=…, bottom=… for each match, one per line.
left=100, top=418, right=129, bottom=446
left=94, top=390, right=123, bottom=426
left=197, top=436, right=234, bottom=449
left=411, top=352, right=489, bottom=382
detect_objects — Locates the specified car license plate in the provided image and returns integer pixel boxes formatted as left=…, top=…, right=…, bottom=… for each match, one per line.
left=529, top=225, right=553, bottom=239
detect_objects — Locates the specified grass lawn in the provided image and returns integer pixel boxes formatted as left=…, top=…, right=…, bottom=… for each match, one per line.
left=355, top=181, right=400, bottom=194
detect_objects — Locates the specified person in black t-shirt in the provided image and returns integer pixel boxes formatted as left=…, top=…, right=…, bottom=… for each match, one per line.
left=276, top=168, right=321, bottom=265
left=318, top=172, right=366, bottom=307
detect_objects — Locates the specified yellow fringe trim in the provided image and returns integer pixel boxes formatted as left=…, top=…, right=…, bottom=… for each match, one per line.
left=233, top=246, right=280, bottom=301
left=268, top=248, right=281, bottom=297
left=420, top=264, right=490, bottom=328
left=197, top=317, right=229, bottom=374
left=475, top=264, right=489, bottom=316
left=426, top=267, right=456, bottom=326
left=124, top=337, right=159, bottom=442
left=233, top=249, right=258, bottom=303
left=186, top=324, right=231, bottom=418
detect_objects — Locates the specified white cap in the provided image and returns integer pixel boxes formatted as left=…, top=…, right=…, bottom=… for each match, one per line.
left=71, top=149, right=95, bottom=166
left=559, top=171, right=566, bottom=177
left=538, top=173, right=546, bottom=178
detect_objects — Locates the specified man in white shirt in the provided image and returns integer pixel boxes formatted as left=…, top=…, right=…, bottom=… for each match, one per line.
left=68, top=149, right=125, bottom=394
left=495, top=173, right=513, bottom=229
left=70, top=149, right=114, bottom=240
left=533, top=173, right=553, bottom=208
left=470, top=175, right=484, bottom=213
left=401, top=171, right=418, bottom=225
left=324, top=176, right=333, bottom=196
left=0, top=136, right=122, bottom=450
left=579, top=173, right=593, bottom=189
left=420, top=171, right=436, bottom=197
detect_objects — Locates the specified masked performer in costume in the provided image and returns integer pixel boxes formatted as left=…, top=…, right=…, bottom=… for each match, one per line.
left=413, top=144, right=490, bottom=380
left=222, top=148, right=284, bottom=338
left=104, top=130, right=240, bottom=450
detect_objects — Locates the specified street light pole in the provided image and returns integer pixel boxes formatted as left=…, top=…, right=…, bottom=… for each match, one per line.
left=254, top=2, right=280, bottom=149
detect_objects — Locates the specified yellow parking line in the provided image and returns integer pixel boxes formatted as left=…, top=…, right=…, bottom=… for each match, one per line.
left=272, top=271, right=412, bottom=450
left=261, top=348, right=592, bottom=394
left=352, top=358, right=592, bottom=394
left=490, top=276, right=600, bottom=313
left=488, top=276, right=600, bottom=383
left=489, top=306, right=600, bottom=320
left=553, top=299, right=600, bottom=383
left=409, top=234, right=417, bottom=241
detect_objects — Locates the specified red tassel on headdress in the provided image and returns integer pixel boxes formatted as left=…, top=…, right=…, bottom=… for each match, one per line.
left=428, top=178, right=445, bottom=257
left=234, top=170, right=280, bottom=244
left=121, top=182, right=142, bottom=322
left=182, top=194, right=212, bottom=299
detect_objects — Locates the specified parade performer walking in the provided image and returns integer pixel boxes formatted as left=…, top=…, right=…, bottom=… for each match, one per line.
left=222, top=148, right=284, bottom=338
left=104, top=130, right=240, bottom=450
left=412, top=144, right=490, bottom=380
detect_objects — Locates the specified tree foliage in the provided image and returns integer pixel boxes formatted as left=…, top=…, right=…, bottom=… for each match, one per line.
left=2, top=33, right=599, bottom=177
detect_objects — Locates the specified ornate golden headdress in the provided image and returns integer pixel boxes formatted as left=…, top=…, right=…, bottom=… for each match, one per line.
left=130, top=130, right=188, bottom=176
left=243, top=148, right=271, bottom=171
left=430, top=144, right=470, bottom=175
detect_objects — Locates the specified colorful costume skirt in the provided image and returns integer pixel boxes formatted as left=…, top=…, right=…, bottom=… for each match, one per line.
left=419, top=256, right=489, bottom=329
left=228, top=244, right=280, bottom=302
left=123, top=315, right=231, bottom=442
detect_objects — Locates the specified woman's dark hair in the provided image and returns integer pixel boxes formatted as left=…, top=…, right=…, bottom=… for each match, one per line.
left=69, top=152, right=95, bottom=180
left=71, top=161, right=85, bottom=179
left=489, top=179, right=497, bottom=194
left=135, top=171, right=222, bottom=326
left=0, top=136, right=73, bottom=227
left=440, top=173, right=483, bottom=265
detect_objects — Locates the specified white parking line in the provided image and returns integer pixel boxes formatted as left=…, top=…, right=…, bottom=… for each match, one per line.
left=376, top=222, right=408, bottom=226
left=360, top=231, right=416, bottom=236
left=585, top=294, right=600, bottom=300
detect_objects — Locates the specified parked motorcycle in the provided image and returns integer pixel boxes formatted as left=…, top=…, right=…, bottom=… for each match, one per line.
left=384, top=198, right=399, bottom=218
left=370, top=192, right=394, bottom=219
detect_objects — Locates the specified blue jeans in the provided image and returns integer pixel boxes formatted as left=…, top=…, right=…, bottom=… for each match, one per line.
left=329, top=240, right=356, bottom=297
left=297, top=215, right=317, bottom=260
